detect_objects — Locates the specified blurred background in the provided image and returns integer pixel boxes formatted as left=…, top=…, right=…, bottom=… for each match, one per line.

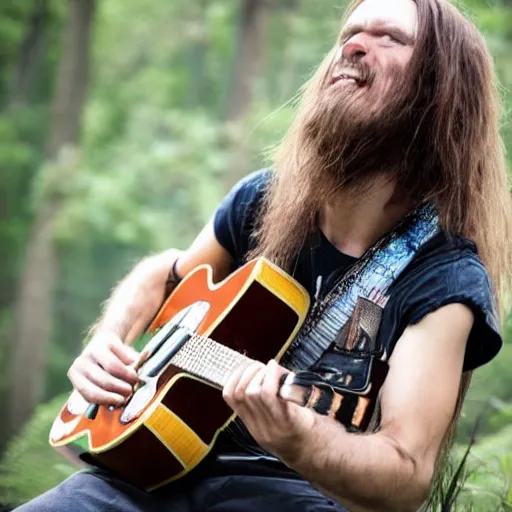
left=0, top=0, right=510, bottom=509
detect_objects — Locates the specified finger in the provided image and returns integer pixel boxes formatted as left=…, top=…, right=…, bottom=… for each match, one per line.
left=278, top=372, right=306, bottom=405
left=70, top=371, right=126, bottom=407
left=233, top=362, right=266, bottom=403
left=87, top=330, right=137, bottom=363
left=104, top=335, right=139, bottom=365
left=258, top=360, right=290, bottom=420
left=243, top=366, right=275, bottom=424
left=90, top=349, right=139, bottom=385
left=223, top=363, right=250, bottom=403
left=226, top=364, right=269, bottom=429
left=134, top=348, right=151, bottom=371
left=244, top=366, right=267, bottom=400
left=262, top=360, right=286, bottom=397
left=223, top=362, right=263, bottom=406
left=80, top=360, right=134, bottom=397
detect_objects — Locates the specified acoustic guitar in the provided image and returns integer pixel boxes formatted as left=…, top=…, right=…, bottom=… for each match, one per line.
left=50, top=258, right=311, bottom=490
left=50, top=258, right=385, bottom=491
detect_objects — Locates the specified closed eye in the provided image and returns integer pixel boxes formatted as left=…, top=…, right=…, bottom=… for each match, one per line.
left=340, top=30, right=360, bottom=44
left=383, top=33, right=404, bottom=44
left=339, top=23, right=414, bottom=47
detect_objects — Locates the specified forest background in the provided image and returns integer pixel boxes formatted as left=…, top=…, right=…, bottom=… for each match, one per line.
left=0, top=0, right=511, bottom=510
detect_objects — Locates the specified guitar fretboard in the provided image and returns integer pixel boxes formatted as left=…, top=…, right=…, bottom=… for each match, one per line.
left=171, top=334, right=252, bottom=388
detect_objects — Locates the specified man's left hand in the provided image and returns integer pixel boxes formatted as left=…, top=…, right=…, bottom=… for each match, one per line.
left=222, top=359, right=316, bottom=463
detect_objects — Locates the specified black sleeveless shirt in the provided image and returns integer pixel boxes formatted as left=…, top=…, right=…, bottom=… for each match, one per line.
left=211, top=169, right=502, bottom=459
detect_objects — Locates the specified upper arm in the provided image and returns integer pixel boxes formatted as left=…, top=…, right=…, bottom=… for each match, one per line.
left=143, top=170, right=268, bottom=302
left=176, top=217, right=234, bottom=282
left=122, top=219, right=232, bottom=342
left=377, top=303, right=474, bottom=478
left=175, top=170, right=269, bottom=282
left=133, top=218, right=231, bottom=310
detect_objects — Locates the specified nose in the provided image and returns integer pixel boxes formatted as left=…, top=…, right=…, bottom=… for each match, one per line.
left=342, top=34, right=369, bottom=62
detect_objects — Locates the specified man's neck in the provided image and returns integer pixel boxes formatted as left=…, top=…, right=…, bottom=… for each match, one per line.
left=319, top=175, right=413, bottom=258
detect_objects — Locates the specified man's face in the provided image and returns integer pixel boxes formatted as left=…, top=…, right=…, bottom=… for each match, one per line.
left=299, top=0, right=420, bottom=187
left=327, top=0, right=417, bottom=106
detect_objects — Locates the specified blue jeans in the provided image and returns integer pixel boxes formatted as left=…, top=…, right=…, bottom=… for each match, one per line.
left=13, top=458, right=350, bottom=512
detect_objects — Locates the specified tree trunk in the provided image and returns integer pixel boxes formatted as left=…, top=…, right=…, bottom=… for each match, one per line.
left=277, top=0, right=299, bottom=100
left=186, top=0, right=209, bottom=108
left=10, top=0, right=50, bottom=107
left=223, top=0, right=272, bottom=190
left=225, top=0, right=270, bottom=124
left=46, top=1, right=96, bottom=159
left=9, top=0, right=96, bottom=435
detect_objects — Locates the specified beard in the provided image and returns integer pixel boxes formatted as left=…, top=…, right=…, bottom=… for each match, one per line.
left=248, top=57, right=423, bottom=271
left=300, top=58, right=419, bottom=199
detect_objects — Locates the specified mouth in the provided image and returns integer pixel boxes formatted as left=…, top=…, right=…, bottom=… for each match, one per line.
left=330, top=68, right=367, bottom=87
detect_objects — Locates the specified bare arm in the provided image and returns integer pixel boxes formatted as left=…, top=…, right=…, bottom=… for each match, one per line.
left=96, top=219, right=233, bottom=343
left=93, top=247, right=183, bottom=344
left=283, top=303, right=473, bottom=511
left=223, top=303, right=474, bottom=512
left=68, top=219, right=233, bottom=405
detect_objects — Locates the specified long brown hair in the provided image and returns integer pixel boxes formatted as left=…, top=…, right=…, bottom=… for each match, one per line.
left=249, top=0, right=512, bottom=312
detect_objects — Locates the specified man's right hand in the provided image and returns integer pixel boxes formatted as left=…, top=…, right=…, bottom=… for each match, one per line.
left=67, top=330, right=140, bottom=407
left=65, top=220, right=233, bottom=408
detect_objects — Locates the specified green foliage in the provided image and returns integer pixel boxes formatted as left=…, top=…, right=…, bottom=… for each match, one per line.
left=458, top=341, right=512, bottom=442
left=0, top=0, right=512, bottom=507
left=451, top=427, right=512, bottom=511
left=427, top=441, right=512, bottom=511
left=0, top=2, right=33, bottom=97
left=0, top=394, right=76, bottom=507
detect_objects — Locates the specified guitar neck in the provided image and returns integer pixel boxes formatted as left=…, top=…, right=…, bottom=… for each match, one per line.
left=171, top=334, right=253, bottom=388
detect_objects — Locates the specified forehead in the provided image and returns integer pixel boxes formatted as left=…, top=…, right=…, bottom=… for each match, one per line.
left=345, top=0, right=418, bottom=35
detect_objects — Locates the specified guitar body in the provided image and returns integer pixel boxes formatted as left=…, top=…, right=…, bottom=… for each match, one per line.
left=49, top=258, right=309, bottom=491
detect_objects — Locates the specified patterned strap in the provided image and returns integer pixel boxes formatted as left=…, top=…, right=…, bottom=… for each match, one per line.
left=281, top=203, right=439, bottom=371
left=170, top=334, right=376, bottom=430
left=279, top=372, right=375, bottom=431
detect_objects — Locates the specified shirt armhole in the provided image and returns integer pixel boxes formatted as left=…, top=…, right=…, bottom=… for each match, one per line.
left=213, top=169, right=271, bottom=264
left=380, top=256, right=502, bottom=372
left=408, top=295, right=502, bottom=372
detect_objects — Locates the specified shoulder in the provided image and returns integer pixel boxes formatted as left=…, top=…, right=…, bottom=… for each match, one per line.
left=213, top=169, right=273, bottom=266
left=394, top=231, right=493, bottom=315
left=390, top=231, right=488, bottom=296
left=225, top=168, right=273, bottom=205
left=380, top=231, right=502, bottom=371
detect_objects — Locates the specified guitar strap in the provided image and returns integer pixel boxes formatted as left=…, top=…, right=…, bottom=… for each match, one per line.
left=280, top=203, right=440, bottom=431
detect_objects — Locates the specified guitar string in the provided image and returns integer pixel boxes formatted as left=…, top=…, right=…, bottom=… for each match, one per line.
left=170, top=333, right=251, bottom=387
left=168, top=332, right=284, bottom=457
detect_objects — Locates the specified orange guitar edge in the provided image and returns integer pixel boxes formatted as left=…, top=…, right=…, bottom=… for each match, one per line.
left=49, top=258, right=310, bottom=491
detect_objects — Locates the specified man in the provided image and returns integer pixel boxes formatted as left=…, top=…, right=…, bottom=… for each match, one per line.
left=17, top=0, right=512, bottom=510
